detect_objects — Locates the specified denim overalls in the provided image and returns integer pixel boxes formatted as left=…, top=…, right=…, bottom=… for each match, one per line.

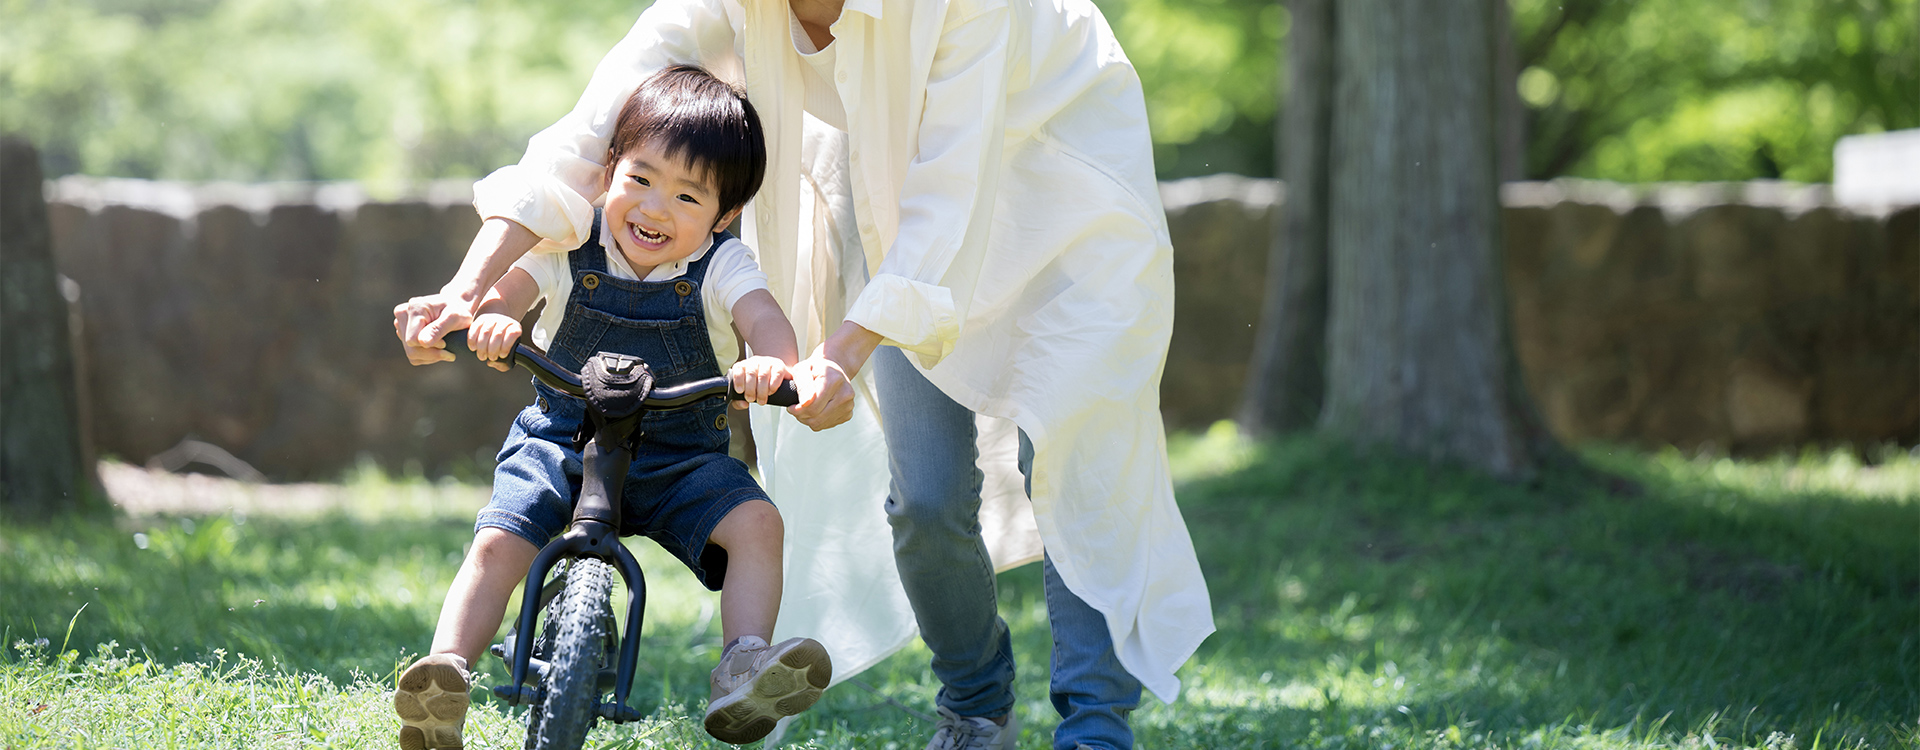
left=477, top=217, right=763, bottom=590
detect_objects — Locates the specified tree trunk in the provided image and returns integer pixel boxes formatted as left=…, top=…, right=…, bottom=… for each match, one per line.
left=1494, top=0, right=1527, bottom=182
left=1, top=137, right=98, bottom=516
left=1240, top=0, right=1335, bottom=436
left=1320, top=0, right=1551, bottom=479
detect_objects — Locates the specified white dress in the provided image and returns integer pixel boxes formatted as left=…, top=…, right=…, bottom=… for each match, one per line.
left=471, top=0, right=1213, bottom=701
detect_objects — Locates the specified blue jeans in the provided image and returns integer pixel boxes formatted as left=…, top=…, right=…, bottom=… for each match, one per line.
left=871, top=345, right=1142, bottom=750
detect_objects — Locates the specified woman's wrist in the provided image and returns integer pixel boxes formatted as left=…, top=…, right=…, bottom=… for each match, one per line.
left=443, top=218, right=540, bottom=307
left=820, top=321, right=884, bottom=379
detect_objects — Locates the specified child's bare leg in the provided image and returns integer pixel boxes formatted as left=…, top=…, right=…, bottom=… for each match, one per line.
left=399, top=528, right=535, bottom=749
left=703, top=499, right=831, bottom=744
left=431, top=527, right=540, bottom=665
left=706, top=499, right=784, bottom=643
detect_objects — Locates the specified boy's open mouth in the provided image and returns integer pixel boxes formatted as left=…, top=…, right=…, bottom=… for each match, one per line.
left=631, top=223, right=669, bottom=244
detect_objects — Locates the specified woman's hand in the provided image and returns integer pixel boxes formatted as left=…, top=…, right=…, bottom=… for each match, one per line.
left=729, top=356, right=792, bottom=407
left=467, top=314, right=522, bottom=371
left=788, top=322, right=884, bottom=431
left=393, top=217, right=541, bottom=363
left=394, top=294, right=464, bottom=366
left=394, top=292, right=474, bottom=349
left=789, top=357, right=854, bottom=430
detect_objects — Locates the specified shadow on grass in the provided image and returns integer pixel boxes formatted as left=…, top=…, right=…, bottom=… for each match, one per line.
left=1135, top=435, right=1918, bottom=747
left=0, top=512, right=471, bottom=683
left=0, top=505, right=746, bottom=739
left=2, top=440, right=1914, bottom=748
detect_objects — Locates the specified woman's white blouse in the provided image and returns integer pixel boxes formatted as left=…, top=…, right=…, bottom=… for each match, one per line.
left=470, top=0, right=1212, bottom=701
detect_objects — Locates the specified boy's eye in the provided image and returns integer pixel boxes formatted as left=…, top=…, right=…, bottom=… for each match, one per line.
left=631, top=175, right=649, bottom=186
left=678, top=194, right=699, bottom=204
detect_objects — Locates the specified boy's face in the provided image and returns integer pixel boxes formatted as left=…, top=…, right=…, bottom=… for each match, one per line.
left=603, top=140, right=741, bottom=274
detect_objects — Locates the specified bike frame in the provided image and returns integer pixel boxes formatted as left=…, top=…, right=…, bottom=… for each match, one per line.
left=441, top=330, right=792, bottom=725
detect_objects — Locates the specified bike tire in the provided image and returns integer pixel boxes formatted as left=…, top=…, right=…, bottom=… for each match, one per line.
left=523, top=558, right=615, bottom=750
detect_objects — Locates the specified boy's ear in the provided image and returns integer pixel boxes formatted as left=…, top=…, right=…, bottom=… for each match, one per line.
left=713, top=206, right=744, bottom=233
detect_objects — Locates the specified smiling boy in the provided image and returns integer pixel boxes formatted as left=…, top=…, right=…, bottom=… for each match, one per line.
left=391, top=65, right=830, bottom=749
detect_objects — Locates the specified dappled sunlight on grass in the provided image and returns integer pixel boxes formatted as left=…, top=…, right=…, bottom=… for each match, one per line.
left=1167, top=419, right=1259, bottom=483
left=1153, top=434, right=1917, bottom=749
left=3, top=439, right=1915, bottom=748
left=1631, top=445, right=1920, bottom=503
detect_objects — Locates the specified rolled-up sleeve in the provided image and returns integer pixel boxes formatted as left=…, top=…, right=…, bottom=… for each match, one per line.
left=473, top=165, right=597, bottom=253
left=474, top=0, right=742, bottom=252
left=843, top=0, right=1009, bottom=364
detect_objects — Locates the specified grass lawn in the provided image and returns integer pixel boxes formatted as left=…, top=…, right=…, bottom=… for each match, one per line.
left=1, top=434, right=1914, bottom=749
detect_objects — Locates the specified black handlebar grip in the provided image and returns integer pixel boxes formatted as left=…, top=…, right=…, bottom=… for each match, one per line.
left=728, top=380, right=801, bottom=407
left=440, top=328, right=470, bottom=354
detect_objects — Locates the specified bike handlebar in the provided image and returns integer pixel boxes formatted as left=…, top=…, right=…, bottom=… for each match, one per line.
left=439, top=329, right=799, bottom=408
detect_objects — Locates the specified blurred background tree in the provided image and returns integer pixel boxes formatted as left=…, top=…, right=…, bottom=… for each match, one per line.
left=2, top=0, right=1913, bottom=183
left=1, top=0, right=646, bottom=184
left=1511, top=0, right=1919, bottom=183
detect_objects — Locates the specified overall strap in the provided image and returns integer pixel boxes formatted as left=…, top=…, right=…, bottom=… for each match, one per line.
left=683, top=229, right=733, bottom=283
left=567, top=210, right=611, bottom=278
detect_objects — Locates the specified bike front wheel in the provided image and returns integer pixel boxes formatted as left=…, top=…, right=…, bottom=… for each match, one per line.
left=523, top=557, right=615, bottom=750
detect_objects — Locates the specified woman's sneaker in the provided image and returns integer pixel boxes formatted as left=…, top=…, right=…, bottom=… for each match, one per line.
left=704, top=636, right=833, bottom=743
left=926, top=706, right=1020, bottom=750
left=395, top=654, right=471, bottom=750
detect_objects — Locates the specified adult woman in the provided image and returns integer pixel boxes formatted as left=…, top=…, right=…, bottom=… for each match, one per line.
left=398, top=0, right=1211, bottom=746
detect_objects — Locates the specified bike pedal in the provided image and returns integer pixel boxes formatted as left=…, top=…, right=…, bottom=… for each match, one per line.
left=597, top=701, right=643, bottom=724
left=492, top=683, right=542, bottom=706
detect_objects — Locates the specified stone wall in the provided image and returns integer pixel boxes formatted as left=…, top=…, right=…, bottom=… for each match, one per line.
left=46, top=178, right=514, bottom=480
left=43, top=175, right=1917, bottom=481
left=1160, top=176, right=1918, bottom=452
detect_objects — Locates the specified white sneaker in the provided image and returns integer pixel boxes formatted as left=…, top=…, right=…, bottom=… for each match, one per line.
left=926, top=706, right=1019, bottom=750
left=704, top=636, right=833, bottom=744
left=394, top=653, right=471, bottom=750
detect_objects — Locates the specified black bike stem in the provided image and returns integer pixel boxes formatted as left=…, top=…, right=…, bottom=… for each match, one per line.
left=574, top=440, right=629, bottom=528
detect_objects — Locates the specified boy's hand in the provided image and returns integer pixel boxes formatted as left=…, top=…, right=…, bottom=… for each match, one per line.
left=468, top=314, right=522, bottom=372
left=728, top=356, right=791, bottom=407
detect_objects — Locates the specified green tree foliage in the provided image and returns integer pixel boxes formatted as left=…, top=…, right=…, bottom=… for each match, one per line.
left=1513, top=0, right=1918, bottom=182
left=0, top=0, right=644, bottom=183
left=2, top=0, right=1911, bottom=183
left=1089, top=0, right=1284, bottom=178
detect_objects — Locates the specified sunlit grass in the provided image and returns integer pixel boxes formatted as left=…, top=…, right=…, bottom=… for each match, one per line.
left=3, top=438, right=1915, bottom=748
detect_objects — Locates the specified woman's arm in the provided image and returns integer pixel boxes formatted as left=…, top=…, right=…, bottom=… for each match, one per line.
left=395, top=262, right=541, bottom=368
left=396, top=218, right=540, bottom=350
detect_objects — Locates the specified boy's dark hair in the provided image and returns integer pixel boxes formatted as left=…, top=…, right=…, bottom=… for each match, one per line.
left=608, top=65, right=767, bottom=226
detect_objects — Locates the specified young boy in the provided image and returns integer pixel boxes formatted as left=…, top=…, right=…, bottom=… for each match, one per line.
left=391, top=65, right=829, bottom=749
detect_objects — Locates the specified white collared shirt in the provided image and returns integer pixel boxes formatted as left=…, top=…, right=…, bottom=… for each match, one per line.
left=470, top=0, right=1211, bottom=701
left=788, top=9, right=848, bottom=130
left=507, top=214, right=770, bottom=370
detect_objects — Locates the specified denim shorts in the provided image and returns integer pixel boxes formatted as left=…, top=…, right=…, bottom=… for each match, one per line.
left=477, top=384, right=765, bottom=591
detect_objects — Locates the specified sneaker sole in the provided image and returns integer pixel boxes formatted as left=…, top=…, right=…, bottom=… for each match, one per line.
left=704, top=638, right=833, bottom=744
left=395, top=659, right=470, bottom=750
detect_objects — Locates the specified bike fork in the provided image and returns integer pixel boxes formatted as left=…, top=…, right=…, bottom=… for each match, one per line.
left=494, top=439, right=651, bottom=724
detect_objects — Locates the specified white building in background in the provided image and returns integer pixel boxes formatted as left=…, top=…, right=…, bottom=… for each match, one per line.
left=1833, top=128, right=1920, bottom=209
